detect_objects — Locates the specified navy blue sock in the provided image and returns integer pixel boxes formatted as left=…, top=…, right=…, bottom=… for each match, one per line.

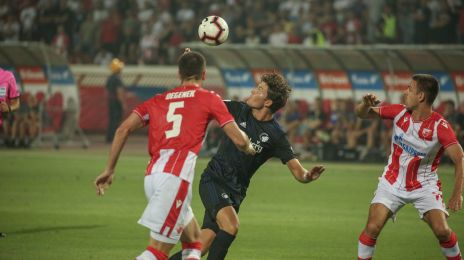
left=168, top=250, right=182, bottom=260
left=207, top=230, right=236, bottom=260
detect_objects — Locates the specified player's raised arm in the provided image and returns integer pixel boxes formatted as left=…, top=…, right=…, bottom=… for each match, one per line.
left=222, top=121, right=256, bottom=155
left=95, top=112, right=145, bottom=196
left=444, top=143, right=464, bottom=212
left=355, top=93, right=381, bottom=119
left=286, top=158, right=325, bottom=184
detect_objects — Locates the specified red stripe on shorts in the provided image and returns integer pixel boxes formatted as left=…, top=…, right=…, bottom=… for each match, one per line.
left=159, top=179, right=189, bottom=237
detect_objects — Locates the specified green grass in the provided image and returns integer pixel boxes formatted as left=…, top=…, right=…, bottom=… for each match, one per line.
left=0, top=149, right=462, bottom=259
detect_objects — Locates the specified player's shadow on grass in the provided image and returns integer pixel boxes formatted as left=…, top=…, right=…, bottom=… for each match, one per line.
left=6, top=225, right=104, bottom=235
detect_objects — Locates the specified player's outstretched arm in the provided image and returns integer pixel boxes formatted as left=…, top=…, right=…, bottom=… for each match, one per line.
left=286, top=158, right=325, bottom=184
left=222, top=121, right=256, bottom=155
left=355, top=93, right=381, bottom=119
left=445, top=143, right=464, bottom=212
left=95, top=112, right=144, bottom=196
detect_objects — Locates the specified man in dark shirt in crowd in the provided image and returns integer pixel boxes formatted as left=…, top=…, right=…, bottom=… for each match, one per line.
left=105, top=58, right=126, bottom=143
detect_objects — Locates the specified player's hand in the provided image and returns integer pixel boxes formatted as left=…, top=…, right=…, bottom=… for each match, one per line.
left=244, top=143, right=256, bottom=156
left=0, top=101, right=9, bottom=112
left=447, top=194, right=463, bottom=212
left=304, top=165, right=325, bottom=182
left=362, top=93, right=381, bottom=107
left=94, top=169, right=114, bottom=196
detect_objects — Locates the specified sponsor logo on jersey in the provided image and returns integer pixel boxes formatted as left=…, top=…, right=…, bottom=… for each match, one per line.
left=250, top=140, right=263, bottom=153
left=239, top=122, right=246, bottom=128
left=259, top=133, right=269, bottom=142
left=393, top=134, right=426, bottom=157
left=221, top=193, right=229, bottom=199
left=422, top=128, right=432, bottom=138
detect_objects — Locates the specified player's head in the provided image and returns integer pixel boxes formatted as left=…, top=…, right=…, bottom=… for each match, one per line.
left=178, top=51, right=206, bottom=82
left=246, top=73, right=291, bottom=113
left=110, top=58, right=124, bottom=74
left=405, top=74, right=439, bottom=109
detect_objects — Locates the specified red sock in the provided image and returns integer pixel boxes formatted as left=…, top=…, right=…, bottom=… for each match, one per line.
left=181, top=241, right=202, bottom=260
left=358, top=232, right=376, bottom=260
left=440, top=232, right=462, bottom=260
left=146, top=246, right=168, bottom=260
left=182, top=241, right=202, bottom=251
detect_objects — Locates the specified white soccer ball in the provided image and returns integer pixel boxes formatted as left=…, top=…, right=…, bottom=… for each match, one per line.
left=198, top=16, right=229, bottom=46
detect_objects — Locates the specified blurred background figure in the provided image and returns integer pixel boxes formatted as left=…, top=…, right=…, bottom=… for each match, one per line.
left=105, top=58, right=125, bottom=143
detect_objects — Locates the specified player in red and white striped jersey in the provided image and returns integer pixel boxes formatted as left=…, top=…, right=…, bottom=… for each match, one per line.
left=95, top=49, right=255, bottom=260
left=356, top=74, right=463, bottom=260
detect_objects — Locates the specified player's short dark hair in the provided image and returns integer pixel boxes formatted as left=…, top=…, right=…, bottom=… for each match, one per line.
left=412, top=74, right=439, bottom=105
left=261, top=73, right=292, bottom=113
left=178, top=51, right=206, bottom=81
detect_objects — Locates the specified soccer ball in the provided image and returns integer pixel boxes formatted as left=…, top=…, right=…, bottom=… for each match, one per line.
left=198, top=16, right=229, bottom=46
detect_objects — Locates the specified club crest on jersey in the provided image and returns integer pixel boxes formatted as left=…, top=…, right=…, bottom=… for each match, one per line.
left=422, top=128, right=432, bottom=138
left=259, top=133, right=269, bottom=142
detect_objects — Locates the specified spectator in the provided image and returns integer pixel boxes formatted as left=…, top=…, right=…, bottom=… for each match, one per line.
left=19, top=0, right=37, bottom=41
left=52, top=25, right=70, bottom=57
left=99, top=10, right=121, bottom=55
left=78, top=13, right=98, bottom=59
left=376, top=4, right=397, bottom=43
left=414, top=0, right=432, bottom=43
left=105, top=58, right=125, bottom=143
left=37, top=0, right=57, bottom=44
left=1, top=13, right=21, bottom=42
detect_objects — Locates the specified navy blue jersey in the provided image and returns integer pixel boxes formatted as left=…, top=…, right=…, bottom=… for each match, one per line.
left=201, top=101, right=295, bottom=197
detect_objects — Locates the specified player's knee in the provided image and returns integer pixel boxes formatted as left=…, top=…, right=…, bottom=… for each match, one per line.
left=365, top=222, right=382, bottom=237
left=221, top=220, right=239, bottom=235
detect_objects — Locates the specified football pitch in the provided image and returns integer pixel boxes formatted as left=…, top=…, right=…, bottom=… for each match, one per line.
left=0, top=149, right=462, bottom=259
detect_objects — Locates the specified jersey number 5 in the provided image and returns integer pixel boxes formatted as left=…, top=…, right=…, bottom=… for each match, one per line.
left=165, top=101, right=184, bottom=139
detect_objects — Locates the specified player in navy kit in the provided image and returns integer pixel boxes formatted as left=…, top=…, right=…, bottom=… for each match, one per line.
left=170, top=73, right=325, bottom=260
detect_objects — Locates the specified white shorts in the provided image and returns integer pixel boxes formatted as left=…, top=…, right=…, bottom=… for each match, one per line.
left=371, top=180, right=449, bottom=219
left=138, top=173, right=194, bottom=244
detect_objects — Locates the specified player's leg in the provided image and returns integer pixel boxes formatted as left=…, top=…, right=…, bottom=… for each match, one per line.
left=197, top=177, right=239, bottom=260
left=423, top=209, right=461, bottom=260
left=358, top=182, right=403, bottom=260
left=169, top=211, right=217, bottom=260
left=177, top=214, right=202, bottom=260
left=207, top=205, right=239, bottom=260
left=416, top=186, right=462, bottom=260
left=358, top=203, right=392, bottom=260
left=135, top=238, right=175, bottom=260
left=137, top=174, right=191, bottom=260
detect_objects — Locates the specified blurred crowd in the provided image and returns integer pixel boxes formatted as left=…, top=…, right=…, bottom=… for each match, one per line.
left=203, top=98, right=464, bottom=162
left=1, top=91, right=80, bottom=148
left=1, top=0, right=463, bottom=65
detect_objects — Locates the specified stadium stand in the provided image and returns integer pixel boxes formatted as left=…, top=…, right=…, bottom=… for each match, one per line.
left=1, top=0, right=463, bottom=162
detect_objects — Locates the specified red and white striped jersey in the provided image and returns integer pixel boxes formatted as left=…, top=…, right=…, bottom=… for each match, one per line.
left=379, top=104, right=458, bottom=192
left=133, top=84, right=234, bottom=182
